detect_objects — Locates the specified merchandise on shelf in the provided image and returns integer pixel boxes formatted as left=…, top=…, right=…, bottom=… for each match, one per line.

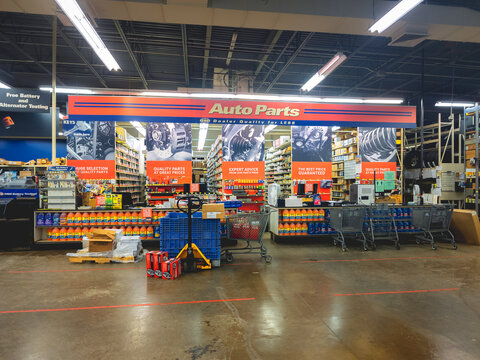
left=331, top=130, right=358, bottom=201
left=115, top=139, right=144, bottom=205
left=265, top=141, right=292, bottom=198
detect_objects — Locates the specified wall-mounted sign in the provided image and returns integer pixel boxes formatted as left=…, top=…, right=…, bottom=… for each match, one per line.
left=146, top=161, right=192, bottom=183
left=68, top=96, right=416, bottom=128
left=222, top=161, right=265, bottom=180
left=0, top=89, right=50, bottom=113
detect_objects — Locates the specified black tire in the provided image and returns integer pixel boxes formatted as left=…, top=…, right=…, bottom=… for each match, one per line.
left=265, top=255, right=272, bottom=263
left=226, top=253, right=234, bottom=263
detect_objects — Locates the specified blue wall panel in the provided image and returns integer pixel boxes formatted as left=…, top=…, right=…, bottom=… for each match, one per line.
left=0, top=139, right=66, bottom=162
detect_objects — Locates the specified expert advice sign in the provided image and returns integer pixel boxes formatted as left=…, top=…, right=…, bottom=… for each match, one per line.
left=0, top=89, right=50, bottom=113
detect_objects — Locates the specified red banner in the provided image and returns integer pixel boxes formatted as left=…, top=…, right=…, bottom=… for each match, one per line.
left=146, top=161, right=192, bottom=183
left=68, top=96, right=416, bottom=128
left=360, top=162, right=396, bottom=180
left=292, top=162, right=332, bottom=180
left=222, top=161, right=265, bottom=180
left=67, top=160, right=115, bottom=179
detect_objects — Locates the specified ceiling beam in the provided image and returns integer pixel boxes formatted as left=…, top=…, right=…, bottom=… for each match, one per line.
left=181, top=24, right=189, bottom=86
left=57, top=25, right=108, bottom=88
left=114, top=20, right=148, bottom=89
left=225, top=32, right=238, bottom=66
left=254, top=30, right=283, bottom=77
left=202, top=26, right=211, bottom=88
left=0, top=32, right=65, bottom=86
left=265, top=32, right=314, bottom=93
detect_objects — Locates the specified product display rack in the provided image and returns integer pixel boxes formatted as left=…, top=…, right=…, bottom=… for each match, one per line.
left=265, top=141, right=292, bottom=197
left=33, top=208, right=181, bottom=244
left=207, top=136, right=223, bottom=196
left=332, top=130, right=357, bottom=201
left=115, top=140, right=143, bottom=205
left=40, top=169, right=77, bottom=210
left=145, top=183, right=186, bottom=206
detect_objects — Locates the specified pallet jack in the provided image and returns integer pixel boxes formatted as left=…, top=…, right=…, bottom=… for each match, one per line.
left=175, top=195, right=212, bottom=273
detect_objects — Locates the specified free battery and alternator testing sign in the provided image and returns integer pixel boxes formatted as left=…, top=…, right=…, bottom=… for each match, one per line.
left=0, top=89, right=50, bottom=113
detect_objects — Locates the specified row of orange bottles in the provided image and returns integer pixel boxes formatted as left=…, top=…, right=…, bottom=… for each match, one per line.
left=48, top=226, right=155, bottom=241
left=281, top=209, right=325, bottom=221
left=278, top=223, right=308, bottom=236
left=60, top=211, right=167, bottom=226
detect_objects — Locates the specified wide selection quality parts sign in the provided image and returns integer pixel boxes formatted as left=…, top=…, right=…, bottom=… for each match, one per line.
left=0, top=89, right=50, bottom=113
left=68, top=96, right=416, bottom=128
left=67, top=160, right=116, bottom=179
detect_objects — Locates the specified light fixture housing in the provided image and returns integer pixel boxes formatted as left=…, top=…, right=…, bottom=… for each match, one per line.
left=55, top=0, right=120, bottom=71
left=39, top=87, right=95, bottom=94
left=197, top=122, right=209, bottom=151
left=0, top=81, right=11, bottom=89
left=130, top=121, right=146, bottom=137
left=369, top=0, right=424, bottom=34
left=301, top=53, right=347, bottom=92
left=435, top=101, right=474, bottom=108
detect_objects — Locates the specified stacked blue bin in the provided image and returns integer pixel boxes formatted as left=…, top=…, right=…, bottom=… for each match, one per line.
left=158, top=212, right=221, bottom=261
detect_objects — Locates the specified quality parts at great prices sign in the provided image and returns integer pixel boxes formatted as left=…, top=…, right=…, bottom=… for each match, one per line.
left=68, top=96, right=416, bottom=128
left=146, top=161, right=192, bottom=183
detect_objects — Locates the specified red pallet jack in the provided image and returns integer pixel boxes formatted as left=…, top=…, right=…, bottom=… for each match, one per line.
left=175, top=195, right=212, bottom=272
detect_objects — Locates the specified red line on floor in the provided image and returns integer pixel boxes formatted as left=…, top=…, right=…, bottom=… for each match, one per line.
left=223, top=263, right=254, bottom=266
left=0, top=298, right=255, bottom=314
left=334, top=288, right=459, bottom=297
left=8, top=268, right=144, bottom=274
left=299, top=255, right=478, bottom=263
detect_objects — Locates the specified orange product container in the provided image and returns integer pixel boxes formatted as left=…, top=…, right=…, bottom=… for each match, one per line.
left=132, top=226, right=140, bottom=236
left=319, top=209, right=325, bottom=220
left=67, top=212, right=75, bottom=225
left=140, top=226, right=147, bottom=240
left=59, top=212, right=67, bottom=226
left=313, top=209, right=319, bottom=220
left=153, top=212, right=159, bottom=224
left=301, top=209, right=307, bottom=220
left=131, top=211, right=138, bottom=224
left=112, top=212, right=118, bottom=225
left=75, top=212, right=82, bottom=224
left=103, top=212, right=111, bottom=225
left=147, top=226, right=154, bottom=240
left=278, top=223, right=284, bottom=235
left=124, top=211, right=131, bottom=225
left=82, top=227, right=89, bottom=239
left=81, top=212, right=89, bottom=225
left=307, top=209, right=313, bottom=220
left=295, top=209, right=301, bottom=221
left=89, top=212, right=96, bottom=225
left=74, top=227, right=82, bottom=240
left=96, top=212, right=104, bottom=225
left=295, top=223, right=302, bottom=236
left=66, top=228, right=75, bottom=241
left=117, top=212, right=124, bottom=225
left=125, top=226, right=133, bottom=236
left=47, top=228, right=54, bottom=241
left=282, top=209, right=288, bottom=221
left=302, top=223, right=308, bottom=235
left=59, top=228, right=67, bottom=240
left=51, top=227, right=60, bottom=241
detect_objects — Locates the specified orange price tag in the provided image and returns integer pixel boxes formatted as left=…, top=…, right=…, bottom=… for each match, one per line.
left=142, top=208, right=152, bottom=219
left=191, top=183, right=200, bottom=192
left=305, top=183, right=313, bottom=192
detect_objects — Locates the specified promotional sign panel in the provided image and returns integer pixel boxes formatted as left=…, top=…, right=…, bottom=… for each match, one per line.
left=65, top=119, right=116, bottom=179
left=0, top=89, right=50, bottom=113
left=358, top=127, right=397, bottom=180
left=292, top=161, right=332, bottom=180
left=68, top=96, right=416, bottom=128
left=146, top=123, right=192, bottom=182
left=222, top=124, right=265, bottom=180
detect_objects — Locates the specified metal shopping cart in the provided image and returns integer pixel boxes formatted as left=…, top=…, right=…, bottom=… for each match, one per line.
left=411, top=204, right=456, bottom=250
left=330, top=206, right=369, bottom=252
left=366, top=204, right=400, bottom=250
left=222, top=208, right=273, bottom=263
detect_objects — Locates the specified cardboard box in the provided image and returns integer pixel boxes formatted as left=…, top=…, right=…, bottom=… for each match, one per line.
left=450, top=209, right=480, bottom=245
left=153, top=251, right=169, bottom=278
left=88, top=229, right=122, bottom=252
left=202, top=203, right=225, bottom=220
left=146, top=251, right=156, bottom=278
left=19, top=170, right=33, bottom=178
left=162, top=258, right=181, bottom=280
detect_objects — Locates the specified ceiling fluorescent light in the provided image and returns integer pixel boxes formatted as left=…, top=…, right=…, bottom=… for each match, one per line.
left=301, top=53, right=347, bottom=92
left=197, top=122, right=209, bottom=151
left=435, top=101, right=474, bottom=108
left=55, top=0, right=120, bottom=71
left=130, top=121, right=146, bottom=137
left=40, top=86, right=95, bottom=94
left=264, top=125, right=277, bottom=134
left=364, top=98, right=404, bottom=104
left=0, top=80, right=11, bottom=89
left=369, top=0, right=424, bottom=34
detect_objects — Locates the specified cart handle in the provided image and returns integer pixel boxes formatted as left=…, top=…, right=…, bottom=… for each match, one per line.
left=176, top=195, right=203, bottom=215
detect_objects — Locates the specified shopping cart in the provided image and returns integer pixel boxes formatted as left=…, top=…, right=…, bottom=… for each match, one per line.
left=411, top=204, right=457, bottom=250
left=366, top=204, right=399, bottom=250
left=222, top=208, right=273, bottom=263
left=330, top=206, right=368, bottom=251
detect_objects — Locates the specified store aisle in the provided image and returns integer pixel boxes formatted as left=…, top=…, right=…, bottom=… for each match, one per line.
left=1, top=240, right=480, bottom=360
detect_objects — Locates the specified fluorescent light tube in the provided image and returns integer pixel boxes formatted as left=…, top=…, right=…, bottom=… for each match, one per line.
left=197, top=122, right=209, bottom=151
left=301, top=53, right=347, bottom=92
left=55, top=0, right=120, bottom=71
left=369, top=0, right=424, bottom=34
left=39, top=87, right=95, bottom=94
left=264, top=125, right=277, bottom=134
left=0, top=81, right=11, bottom=89
left=364, top=98, right=404, bottom=104
left=435, top=101, right=474, bottom=108
left=130, top=121, right=146, bottom=137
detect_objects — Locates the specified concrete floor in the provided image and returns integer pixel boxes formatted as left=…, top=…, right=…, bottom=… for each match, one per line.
left=1, top=238, right=480, bottom=360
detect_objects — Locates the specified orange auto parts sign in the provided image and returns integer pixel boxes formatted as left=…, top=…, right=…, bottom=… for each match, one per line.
left=67, top=160, right=115, bottom=179
left=222, top=161, right=265, bottom=180
left=360, top=162, right=396, bottom=180
left=68, top=96, right=416, bottom=128
left=146, top=161, right=192, bottom=183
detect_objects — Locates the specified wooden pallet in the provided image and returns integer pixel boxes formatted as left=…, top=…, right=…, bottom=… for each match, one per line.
left=68, top=256, right=136, bottom=264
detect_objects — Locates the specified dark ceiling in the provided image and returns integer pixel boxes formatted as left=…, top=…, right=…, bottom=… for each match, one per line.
left=1, top=4, right=480, bottom=116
